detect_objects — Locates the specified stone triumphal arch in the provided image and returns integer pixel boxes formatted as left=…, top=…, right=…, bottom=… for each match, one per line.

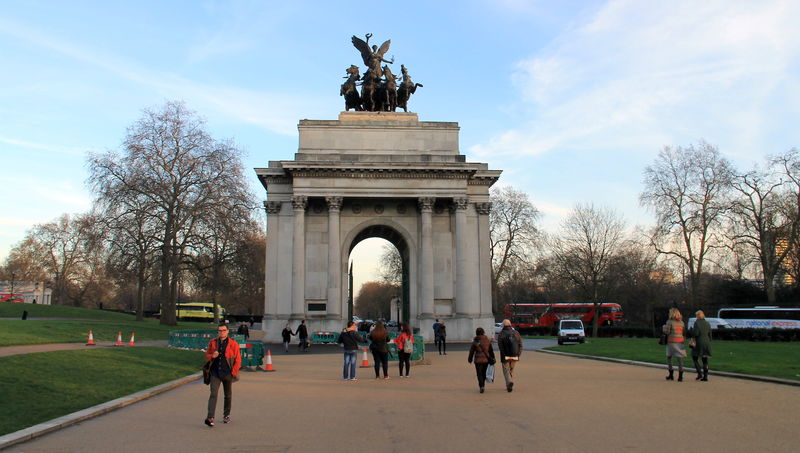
left=256, top=112, right=501, bottom=341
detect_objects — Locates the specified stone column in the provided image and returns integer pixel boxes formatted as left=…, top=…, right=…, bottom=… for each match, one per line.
left=263, top=201, right=282, bottom=319
left=418, top=197, right=435, bottom=318
left=326, top=196, right=343, bottom=318
left=453, top=197, right=471, bottom=315
left=291, top=195, right=308, bottom=318
left=475, top=202, right=493, bottom=317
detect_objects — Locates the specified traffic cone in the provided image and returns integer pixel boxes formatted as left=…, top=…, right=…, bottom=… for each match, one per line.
left=262, top=349, right=275, bottom=372
left=359, top=347, right=370, bottom=368
left=86, top=330, right=95, bottom=346
left=128, top=332, right=135, bottom=346
left=114, top=332, right=123, bottom=346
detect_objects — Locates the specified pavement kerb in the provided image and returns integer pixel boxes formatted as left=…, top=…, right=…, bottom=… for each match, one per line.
left=0, top=372, right=202, bottom=451
left=535, top=348, right=800, bottom=387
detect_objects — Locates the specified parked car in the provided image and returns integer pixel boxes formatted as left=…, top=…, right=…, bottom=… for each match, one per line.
left=687, top=317, right=731, bottom=330
left=557, top=319, right=586, bottom=345
left=493, top=322, right=503, bottom=339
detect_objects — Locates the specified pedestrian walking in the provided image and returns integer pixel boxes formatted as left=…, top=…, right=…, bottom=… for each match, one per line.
left=689, top=309, right=713, bottom=381
left=295, top=320, right=309, bottom=352
left=662, top=307, right=687, bottom=381
left=434, top=319, right=447, bottom=355
left=204, top=323, right=242, bottom=427
left=337, top=321, right=365, bottom=380
left=467, top=327, right=495, bottom=393
left=237, top=322, right=249, bottom=340
left=281, top=323, right=295, bottom=352
left=497, top=319, right=523, bottom=392
left=369, top=321, right=390, bottom=379
left=395, top=323, right=414, bottom=378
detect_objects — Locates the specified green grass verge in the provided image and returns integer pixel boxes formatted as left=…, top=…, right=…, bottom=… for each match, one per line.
left=547, top=338, right=800, bottom=381
left=0, top=347, right=204, bottom=436
left=0, top=302, right=137, bottom=321
left=0, top=319, right=213, bottom=346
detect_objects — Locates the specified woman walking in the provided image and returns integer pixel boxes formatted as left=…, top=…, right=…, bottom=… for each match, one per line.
left=281, top=323, right=294, bottom=353
left=690, top=310, right=713, bottom=381
left=395, top=323, right=414, bottom=378
left=662, top=307, right=687, bottom=381
left=337, top=321, right=365, bottom=380
left=204, top=323, right=241, bottom=427
left=467, top=327, right=495, bottom=393
left=369, top=321, right=390, bottom=379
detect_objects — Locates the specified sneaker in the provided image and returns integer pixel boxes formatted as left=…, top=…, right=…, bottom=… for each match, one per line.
left=223, top=416, right=231, bottom=424
left=384, top=376, right=390, bottom=379
left=507, top=382, right=514, bottom=393
left=350, top=377, right=358, bottom=381
left=480, top=387, right=485, bottom=393
left=204, top=417, right=214, bottom=427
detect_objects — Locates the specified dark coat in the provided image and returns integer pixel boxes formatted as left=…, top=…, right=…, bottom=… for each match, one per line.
left=368, top=330, right=389, bottom=354
left=337, top=330, right=365, bottom=351
left=497, top=327, right=523, bottom=363
left=295, top=324, right=308, bottom=339
left=690, top=318, right=713, bottom=357
left=468, top=335, right=495, bottom=365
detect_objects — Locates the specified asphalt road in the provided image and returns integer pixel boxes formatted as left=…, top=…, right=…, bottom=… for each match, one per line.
left=4, top=346, right=797, bottom=453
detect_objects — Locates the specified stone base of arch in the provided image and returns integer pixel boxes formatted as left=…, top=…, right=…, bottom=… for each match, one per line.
left=256, top=112, right=501, bottom=343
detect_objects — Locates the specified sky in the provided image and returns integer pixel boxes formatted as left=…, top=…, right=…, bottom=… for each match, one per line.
left=2, top=0, right=799, bottom=291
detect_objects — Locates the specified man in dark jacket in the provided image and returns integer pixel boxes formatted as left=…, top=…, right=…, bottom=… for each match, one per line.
left=337, top=321, right=366, bottom=380
left=497, top=319, right=523, bottom=392
left=295, top=320, right=309, bottom=352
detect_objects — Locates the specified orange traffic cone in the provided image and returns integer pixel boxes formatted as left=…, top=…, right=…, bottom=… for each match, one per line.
left=128, top=332, right=135, bottom=346
left=262, top=349, right=275, bottom=372
left=86, top=330, right=96, bottom=346
left=114, top=332, right=123, bottom=346
left=359, top=347, right=370, bottom=368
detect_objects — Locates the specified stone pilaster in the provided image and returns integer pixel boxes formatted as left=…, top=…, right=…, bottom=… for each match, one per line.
left=418, top=197, right=435, bottom=318
left=326, top=196, right=343, bottom=318
left=263, top=201, right=282, bottom=319
left=453, top=197, right=473, bottom=316
left=291, top=196, right=308, bottom=318
left=475, top=202, right=493, bottom=317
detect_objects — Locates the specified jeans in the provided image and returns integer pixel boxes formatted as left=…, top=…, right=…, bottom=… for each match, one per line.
left=436, top=337, right=447, bottom=354
left=343, top=350, right=358, bottom=379
left=207, top=374, right=233, bottom=418
left=398, top=351, right=411, bottom=376
left=501, top=360, right=516, bottom=388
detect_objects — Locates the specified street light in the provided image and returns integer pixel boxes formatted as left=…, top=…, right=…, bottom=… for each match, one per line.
left=10, top=272, right=16, bottom=302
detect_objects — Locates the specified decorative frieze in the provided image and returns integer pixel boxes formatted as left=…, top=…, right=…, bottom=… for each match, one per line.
left=264, top=201, right=282, bottom=214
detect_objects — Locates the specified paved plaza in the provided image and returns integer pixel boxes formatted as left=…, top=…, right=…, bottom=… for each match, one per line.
left=4, top=346, right=798, bottom=453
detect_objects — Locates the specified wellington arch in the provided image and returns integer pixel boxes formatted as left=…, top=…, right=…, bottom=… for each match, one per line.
left=256, top=111, right=501, bottom=341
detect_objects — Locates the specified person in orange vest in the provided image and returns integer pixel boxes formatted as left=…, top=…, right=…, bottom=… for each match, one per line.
left=204, top=323, right=241, bottom=427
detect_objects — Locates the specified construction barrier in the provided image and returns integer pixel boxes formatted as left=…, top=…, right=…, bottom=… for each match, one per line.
left=239, top=341, right=265, bottom=369
left=310, top=331, right=339, bottom=344
left=385, top=332, right=425, bottom=362
left=168, top=329, right=245, bottom=350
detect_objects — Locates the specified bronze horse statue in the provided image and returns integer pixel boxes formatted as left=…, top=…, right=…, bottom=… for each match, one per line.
left=397, top=64, right=423, bottom=113
left=360, top=69, right=380, bottom=111
left=380, top=65, right=398, bottom=111
left=340, top=65, right=362, bottom=111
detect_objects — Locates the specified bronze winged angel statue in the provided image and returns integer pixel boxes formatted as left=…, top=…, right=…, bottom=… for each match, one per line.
left=343, top=34, right=421, bottom=112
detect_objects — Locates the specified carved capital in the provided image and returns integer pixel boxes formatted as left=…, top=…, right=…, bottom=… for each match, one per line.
left=264, top=201, right=282, bottom=214
left=418, top=197, right=435, bottom=213
left=475, top=202, right=492, bottom=215
left=326, top=196, right=343, bottom=213
left=291, top=195, right=308, bottom=211
left=454, top=197, right=469, bottom=210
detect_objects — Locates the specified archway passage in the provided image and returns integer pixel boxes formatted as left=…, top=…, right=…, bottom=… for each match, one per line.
left=348, top=225, right=410, bottom=325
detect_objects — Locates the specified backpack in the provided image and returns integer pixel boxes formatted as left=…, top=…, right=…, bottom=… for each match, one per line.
left=501, top=330, right=519, bottom=357
left=403, top=336, right=413, bottom=354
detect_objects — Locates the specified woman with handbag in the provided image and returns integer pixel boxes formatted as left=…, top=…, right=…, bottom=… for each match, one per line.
left=204, top=323, right=241, bottom=427
left=662, top=308, right=687, bottom=382
left=467, top=327, right=495, bottom=393
left=690, top=310, right=713, bottom=381
left=395, top=323, right=414, bottom=378
left=369, top=321, right=390, bottom=379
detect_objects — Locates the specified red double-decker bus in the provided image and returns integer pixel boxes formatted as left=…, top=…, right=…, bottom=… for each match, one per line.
left=0, top=293, right=25, bottom=303
left=504, top=302, right=624, bottom=330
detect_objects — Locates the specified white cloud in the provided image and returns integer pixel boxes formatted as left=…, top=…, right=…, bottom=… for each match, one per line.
left=0, top=136, right=87, bottom=157
left=472, top=0, right=800, bottom=159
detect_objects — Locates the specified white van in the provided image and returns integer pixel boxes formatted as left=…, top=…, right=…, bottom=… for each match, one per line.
left=557, top=319, right=586, bottom=345
left=687, top=317, right=731, bottom=330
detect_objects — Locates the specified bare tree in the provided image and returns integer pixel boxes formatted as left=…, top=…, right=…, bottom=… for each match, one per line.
left=489, top=186, right=541, bottom=315
left=88, top=101, right=250, bottom=325
left=354, top=281, right=399, bottom=319
left=728, top=162, right=796, bottom=303
left=640, top=141, right=733, bottom=308
left=549, top=203, right=625, bottom=337
left=378, top=244, right=402, bottom=285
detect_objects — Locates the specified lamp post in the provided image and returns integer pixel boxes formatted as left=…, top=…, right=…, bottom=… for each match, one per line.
left=10, top=272, right=16, bottom=302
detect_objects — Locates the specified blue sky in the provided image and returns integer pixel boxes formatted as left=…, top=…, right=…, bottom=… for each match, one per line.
left=2, top=0, right=799, bottom=281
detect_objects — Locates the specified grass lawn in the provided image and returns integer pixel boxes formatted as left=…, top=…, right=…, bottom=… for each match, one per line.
left=0, top=347, right=204, bottom=436
left=547, top=337, right=800, bottom=381
left=0, top=302, right=215, bottom=346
